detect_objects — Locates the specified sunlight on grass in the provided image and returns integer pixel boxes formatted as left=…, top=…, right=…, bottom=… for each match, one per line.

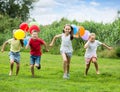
left=0, top=52, right=120, bottom=92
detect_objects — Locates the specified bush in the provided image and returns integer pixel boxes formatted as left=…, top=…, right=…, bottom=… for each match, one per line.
left=98, top=49, right=117, bottom=58
left=116, top=47, right=120, bottom=57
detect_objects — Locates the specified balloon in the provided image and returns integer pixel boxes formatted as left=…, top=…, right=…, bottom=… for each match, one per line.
left=14, top=29, right=25, bottom=40
left=81, top=30, right=90, bottom=40
left=79, top=26, right=85, bottom=37
left=29, top=25, right=40, bottom=34
left=71, top=24, right=79, bottom=35
left=29, top=22, right=39, bottom=27
left=19, top=23, right=29, bottom=32
left=23, top=36, right=31, bottom=46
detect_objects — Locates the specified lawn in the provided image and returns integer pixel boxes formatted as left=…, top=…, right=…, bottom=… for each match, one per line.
left=0, top=52, right=120, bottom=92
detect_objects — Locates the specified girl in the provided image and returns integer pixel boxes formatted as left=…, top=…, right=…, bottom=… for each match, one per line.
left=50, top=24, right=77, bottom=79
left=84, top=33, right=112, bottom=76
left=26, top=30, right=48, bottom=77
left=1, top=30, right=24, bottom=76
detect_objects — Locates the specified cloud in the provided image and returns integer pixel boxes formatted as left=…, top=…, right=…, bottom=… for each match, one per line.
left=30, top=0, right=118, bottom=25
left=90, top=1, right=100, bottom=6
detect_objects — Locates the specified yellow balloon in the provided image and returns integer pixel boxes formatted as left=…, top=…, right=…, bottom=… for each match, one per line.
left=14, top=29, right=25, bottom=40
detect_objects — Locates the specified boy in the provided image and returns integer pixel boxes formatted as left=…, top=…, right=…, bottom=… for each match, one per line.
left=26, top=30, right=48, bottom=77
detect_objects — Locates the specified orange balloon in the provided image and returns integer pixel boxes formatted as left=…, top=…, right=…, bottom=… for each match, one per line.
left=79, top=26, right=85, bottom=37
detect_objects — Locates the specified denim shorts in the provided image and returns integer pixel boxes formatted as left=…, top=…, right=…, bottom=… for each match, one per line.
left=60, top=51, right=72, bottom=58
left=30, top=55, right=41, bottom=65
left=9, top=51, right=20, bottom=63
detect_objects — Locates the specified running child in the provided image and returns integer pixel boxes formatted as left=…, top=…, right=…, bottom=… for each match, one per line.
left=26, top=30, right=48, bottom=77
left=84, top=33, right=112, bottom=76
left=49, top=24, right=77, bottom=79
left=1, top=30, right=24, bottom=76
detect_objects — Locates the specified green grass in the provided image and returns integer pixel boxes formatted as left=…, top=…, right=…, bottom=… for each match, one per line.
left=0, top=52, right=120, bottom=92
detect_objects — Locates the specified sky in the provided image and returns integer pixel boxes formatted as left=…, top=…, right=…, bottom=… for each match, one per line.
left=30, top=0, right=120, bottom=25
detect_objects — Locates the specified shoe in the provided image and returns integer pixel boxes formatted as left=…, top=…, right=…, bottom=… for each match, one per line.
left=63, top=74, right=69, bottom=79
left=67, top=73, right=70, bottom=78
left=36, top=64, right=41, bottom=70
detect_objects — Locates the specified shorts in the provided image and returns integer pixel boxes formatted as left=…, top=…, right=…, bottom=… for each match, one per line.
left=85, top=56, right=97, bottom=64
left=30, top=55, right=41, bottom=65
left=60, top=51, right=72, bottom=58
left=9, top=51, right=20, bottom=63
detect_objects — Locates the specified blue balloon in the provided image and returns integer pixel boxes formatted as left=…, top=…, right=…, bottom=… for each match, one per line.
left=71, top=24, right=79, bottom=35
left=23, top=36, right=31, bottom=46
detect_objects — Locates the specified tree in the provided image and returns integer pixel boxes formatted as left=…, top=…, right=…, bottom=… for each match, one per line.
left=0, top=0, right=37, bottom=21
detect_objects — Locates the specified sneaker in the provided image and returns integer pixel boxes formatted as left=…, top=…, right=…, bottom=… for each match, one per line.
left=63, top=74, right=69, bottom=79
left=36, top=64, right=41, bottom=70
left=67, top=73, right=70, bottom=78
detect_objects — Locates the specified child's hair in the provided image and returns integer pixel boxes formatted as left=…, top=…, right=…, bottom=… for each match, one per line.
left=20, top=40, right=24, bottom=47
left=32, top=30, right=38, bottom=34
left=90, top=33, right=96, bottom=37
left=63, top=24, right=73, bottom=40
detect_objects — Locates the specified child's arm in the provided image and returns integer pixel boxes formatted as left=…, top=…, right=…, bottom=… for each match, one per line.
left=49, top=34, right=62, bottom=46
left=84, top=41, right=90, bottom=49
left=25, top=39, right=30, bottom=49
left=43, top=41, right=49, bottom=52
left=102, top=43, right=112, bottom=50
left=1, top=41, right=8, bottom=52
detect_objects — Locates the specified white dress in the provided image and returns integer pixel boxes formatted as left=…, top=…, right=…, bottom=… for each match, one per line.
left=60, top=33, right=73, bottom=53
left=85, top=40, right=102, bottom=58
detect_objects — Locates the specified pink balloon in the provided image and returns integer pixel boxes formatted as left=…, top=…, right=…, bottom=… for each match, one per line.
left=81, top=30, right=90, bottom=40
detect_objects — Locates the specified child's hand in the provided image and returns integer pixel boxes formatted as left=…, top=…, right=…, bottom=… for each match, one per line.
left=49, top=43, right=53, bottom=47
left=108, top=47, right=113, bottom=50
left=45, top=49, right=49, bottom=52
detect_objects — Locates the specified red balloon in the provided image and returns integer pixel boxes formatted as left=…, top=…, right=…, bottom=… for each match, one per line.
left=29, top=25, right=40, bottom=34
left=19, top=23, right=29, bottom=32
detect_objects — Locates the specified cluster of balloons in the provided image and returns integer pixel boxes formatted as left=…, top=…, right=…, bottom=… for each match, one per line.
left=13, top=22, right=40, bottom=46
left=71, top=24, right=90, bottom=40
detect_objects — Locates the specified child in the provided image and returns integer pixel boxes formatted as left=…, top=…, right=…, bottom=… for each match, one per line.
left=1, top=30, right=24, bottom=76
left=84, top=33, right=112, bottom=76
left=49, top=24, right=77, bottom=79
left=26, top=30, right=48, bottom=77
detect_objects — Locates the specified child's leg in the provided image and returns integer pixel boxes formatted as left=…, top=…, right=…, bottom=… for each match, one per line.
left=9, top=60, right=14, bottom=76
left=30, top=64, right=34, bottom=77
left=35, top=56, right=41, bottom=69
left=61, top=53, right=67, bottom=74
left=92, top=57, right=100, bottom=74
left=16, top=63, right=20, bottom=76
left=85, top=58, right=91, bottom=76
left=85, top=62, right=91, bottom=76
left=66, top=56, right=71, bottom=74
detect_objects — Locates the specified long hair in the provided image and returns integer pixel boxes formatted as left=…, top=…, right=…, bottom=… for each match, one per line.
left=20, top=40, right=24, bottom=47
left=63, top=24, right=74, bottom=40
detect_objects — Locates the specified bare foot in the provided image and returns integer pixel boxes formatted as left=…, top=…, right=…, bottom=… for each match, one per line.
left=96, top=71, right=100, bottom=74
left=9, top=71, right=12, bottom=76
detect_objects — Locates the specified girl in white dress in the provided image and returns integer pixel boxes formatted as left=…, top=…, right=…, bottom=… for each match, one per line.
left=84, top=33, right=112, bottom=76
left=50, top=24, right=77, bottom=79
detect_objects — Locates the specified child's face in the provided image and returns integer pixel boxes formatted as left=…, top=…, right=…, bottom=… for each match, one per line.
left=64, top=25, right=71, bottom=35
left=89, top=35, right=95, bottom=42
left=31, top=32, right=38, bottom=39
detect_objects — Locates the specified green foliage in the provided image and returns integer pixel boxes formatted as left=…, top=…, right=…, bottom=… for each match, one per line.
left=115, top=47, right=120, bottom=57
left=0, top=14, right=22, bottom=45
left=39, top=18, right=120, bottom=57
left=0, top=0, right=37, bottom=21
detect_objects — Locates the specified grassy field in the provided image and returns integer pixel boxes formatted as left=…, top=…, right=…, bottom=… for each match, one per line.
left=0, top=52, right=120, bottom=92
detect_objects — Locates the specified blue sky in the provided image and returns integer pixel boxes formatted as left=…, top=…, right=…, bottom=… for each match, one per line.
left=30, top=0, right=120, bottom=25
